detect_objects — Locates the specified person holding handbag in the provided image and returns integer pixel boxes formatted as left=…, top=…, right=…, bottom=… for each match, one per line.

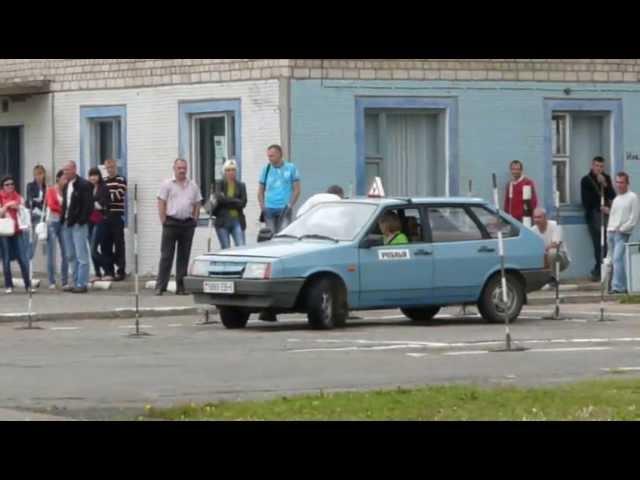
left=87, top=167, right=114, bottom=282
left=0, top=175, right=33, bottom=294
left=44, top=170, right=70, bottom=290
left=212, top=159, right=247, bottom=249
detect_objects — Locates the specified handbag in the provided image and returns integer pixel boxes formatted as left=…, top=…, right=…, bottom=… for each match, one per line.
left=259, top=164, right=271, bottom=223
left=0, top=216, right=15, bottom=236
left=35, top=206, right=48, bottom=241
left=17, top=205, right=31, bottom=231
left=89, top=209, right=105, bottom=225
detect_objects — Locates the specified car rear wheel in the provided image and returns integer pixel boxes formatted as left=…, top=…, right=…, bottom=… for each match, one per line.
left=401, top=306, right=441, bottom=322
left=477, top=273, right=524, bottom=324
left=218, top=306, right=250, bottom=329
left=306, top=277, right=347, bottom=330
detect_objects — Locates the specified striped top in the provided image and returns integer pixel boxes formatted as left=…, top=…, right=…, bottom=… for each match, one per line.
left=105, top=174, right=127, bottom=216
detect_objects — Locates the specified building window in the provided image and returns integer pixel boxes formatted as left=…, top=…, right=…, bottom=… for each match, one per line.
left=552, top=113, right=570, bottom=205
left=91, top=117, right=122, bottom=167
left=191, top=112, right=236, bottom=199
left=364, top=109, right=446, bottom=197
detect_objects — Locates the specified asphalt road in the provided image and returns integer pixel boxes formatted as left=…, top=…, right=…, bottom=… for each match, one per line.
left=1, top=302, right=639, bottom=420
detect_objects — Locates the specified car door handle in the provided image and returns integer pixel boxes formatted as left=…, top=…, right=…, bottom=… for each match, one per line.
left=414, top=249, right=433, bottom=256
left=478, top=246, right=496, bottom=253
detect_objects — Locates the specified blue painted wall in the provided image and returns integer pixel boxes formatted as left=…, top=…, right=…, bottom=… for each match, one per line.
left=290, top=79, right=640, bottom=280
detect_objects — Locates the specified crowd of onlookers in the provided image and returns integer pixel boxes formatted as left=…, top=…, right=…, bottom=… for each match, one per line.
left=1, top=146, right=639, bottom=297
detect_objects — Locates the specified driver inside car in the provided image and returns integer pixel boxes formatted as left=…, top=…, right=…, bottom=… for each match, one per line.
left=378, top=212, right=409, bottom=246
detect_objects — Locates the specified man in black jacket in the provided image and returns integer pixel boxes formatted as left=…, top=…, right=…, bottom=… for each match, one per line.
left=581, top=156, right=616, bottom=281
left=103, top=158, right=128, bottom=281
left=60, top=161, right=93, bottom=293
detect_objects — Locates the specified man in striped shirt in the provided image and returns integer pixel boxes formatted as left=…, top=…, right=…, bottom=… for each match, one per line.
left=103, top=158, right=127, bottom=281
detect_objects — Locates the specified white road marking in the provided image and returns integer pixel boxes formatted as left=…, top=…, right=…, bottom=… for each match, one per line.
left=50, top=327, right=80, bottom=331
left=406, top=353, right=429, bottom=358
left=443, top=350, right=489, bottom=356
left=167, top=323, right=183, bottom=327
left=528, top=347, right=612, bottom=353
left=117, top=325, right=153, bottom=329
left=290, top=344, right=425, bottom=353
left=525, top=309, right=637, bottom=318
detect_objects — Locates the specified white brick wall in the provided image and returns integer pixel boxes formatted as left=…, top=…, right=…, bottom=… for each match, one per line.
left=53, top=80, right=281, bottom=275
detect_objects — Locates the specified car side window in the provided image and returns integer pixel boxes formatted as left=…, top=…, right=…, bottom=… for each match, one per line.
left=469, top=206, right=518, bottom=239
left=368, top=207, right=424, bottom=243
left=427, top=207, right=483, bottom=243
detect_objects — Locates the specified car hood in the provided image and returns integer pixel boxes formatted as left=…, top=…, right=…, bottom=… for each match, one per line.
left=201, top=239, right=340, bottom=260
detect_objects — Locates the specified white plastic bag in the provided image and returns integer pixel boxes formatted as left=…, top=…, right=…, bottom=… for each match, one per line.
left=17, top=205, right=31, bottom=231
left=0, top=217, right=14, bottom=236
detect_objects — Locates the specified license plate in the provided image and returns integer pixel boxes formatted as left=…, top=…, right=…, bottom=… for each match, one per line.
left=203, top=281, right=235, bottom=294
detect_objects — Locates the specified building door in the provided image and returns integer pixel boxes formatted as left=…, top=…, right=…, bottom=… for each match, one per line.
left=552, top=112, right=611, bottom=206
left=365, top=110, right=445, bottom=197
left=0, top=126, right=22, bottom=192
left=191, top=112, right=236, bottom=199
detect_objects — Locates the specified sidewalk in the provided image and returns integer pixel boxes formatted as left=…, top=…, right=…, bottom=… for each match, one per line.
left=0, top=288, right=213, bottom=323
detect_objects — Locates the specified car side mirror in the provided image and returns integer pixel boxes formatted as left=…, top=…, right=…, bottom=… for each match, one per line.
left=361, top=234, right=383, bottom=249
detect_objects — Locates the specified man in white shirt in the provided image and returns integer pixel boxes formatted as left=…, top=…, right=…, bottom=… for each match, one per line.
left=606, top=172, right=640, bottom=294
left=532, top=208, right=571, bottom=277
left=296, top=185, right=344, bottom=218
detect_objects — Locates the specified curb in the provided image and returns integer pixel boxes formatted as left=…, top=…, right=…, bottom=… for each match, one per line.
left=0, top=306, right=218, bottom=324
left=527, top=294, right=618, bottom=305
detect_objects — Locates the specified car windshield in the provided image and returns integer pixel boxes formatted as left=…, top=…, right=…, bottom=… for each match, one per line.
left=277, top=202, right=378, bottom=241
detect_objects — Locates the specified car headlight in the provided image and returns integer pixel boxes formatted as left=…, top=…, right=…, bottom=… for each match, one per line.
left=189, top=259, right=210, bottom=277
left=243, top=262, right=272, bottom=279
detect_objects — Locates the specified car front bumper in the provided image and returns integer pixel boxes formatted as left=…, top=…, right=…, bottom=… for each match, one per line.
left=184, top=276, right=306, bottom=310
left=520, top=269, right=553, bottom=293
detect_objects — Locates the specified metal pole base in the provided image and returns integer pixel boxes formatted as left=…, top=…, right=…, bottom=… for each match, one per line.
left=542, top=307, right=568, bottom=321
left=490, top=332, right=529, bottom=353
left=195, top=309, right=217, bottom=326
left=127, top=331, right=153, bottom=338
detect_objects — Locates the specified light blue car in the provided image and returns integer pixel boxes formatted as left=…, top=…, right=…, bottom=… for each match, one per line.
left=185, top=197, right=550, bottom=329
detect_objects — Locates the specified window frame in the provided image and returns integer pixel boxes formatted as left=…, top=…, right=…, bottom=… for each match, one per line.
left=365, top=205, right=428, bottom=245
left=423, top=204, right=486, bottom=244
left=551, top=113, right=571, bottom=205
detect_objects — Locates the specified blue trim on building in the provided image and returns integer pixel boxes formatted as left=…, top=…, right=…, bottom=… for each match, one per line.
left=79, top=105, right=128, bottom=179
left=543, top=98, right=623, bottom=222
left=178, top=99, right=242, bottom=179
left=354, top=96, right=458, bottom=196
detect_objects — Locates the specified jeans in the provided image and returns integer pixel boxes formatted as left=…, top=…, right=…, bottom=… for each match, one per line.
left=103, top=215, right=126, bottom=277
left=62, top=223, right=90, bottom=289
left=156, top=218, right=196, bottom=292
left=586, top=210, right=608, bottom=274
left=607, top=231, right=631, bottom=292
left=215, top=219, right=245, bottom=249
left=264, top=207, right=292, bottom=235
left=1, top=234, right=31, bottom=289
left=46, top=219, right=69, bottom=286
left=89, top=222, right=114, bottom=278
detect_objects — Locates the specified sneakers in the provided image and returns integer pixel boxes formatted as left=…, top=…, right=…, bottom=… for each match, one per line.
left=49, top=284, right=57, bottom=290
left=5, top=288, right=12, bottom=294
left=71, top=287, right=88, bottom=294
left=62, top=284, right=73, bottom=292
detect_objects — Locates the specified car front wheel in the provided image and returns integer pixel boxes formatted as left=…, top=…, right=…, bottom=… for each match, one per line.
left=477, top=273, right=524, bottom=324
left=401, top=306, right=441, bottom=322
left=306, top=277, right=347, bottom=330
left=218, top=306, right=250, bottom=329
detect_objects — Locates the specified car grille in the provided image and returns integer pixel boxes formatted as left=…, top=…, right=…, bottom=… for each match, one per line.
left=207, top=262, right=246, bottom=278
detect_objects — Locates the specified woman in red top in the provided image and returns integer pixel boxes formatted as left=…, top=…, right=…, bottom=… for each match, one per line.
left=44, top=170, right=69, bottom=289
left=0, top=175, right=32, bottom=293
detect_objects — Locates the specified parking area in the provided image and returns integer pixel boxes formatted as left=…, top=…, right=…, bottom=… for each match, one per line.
left=0, top=302, right=638, bottom=419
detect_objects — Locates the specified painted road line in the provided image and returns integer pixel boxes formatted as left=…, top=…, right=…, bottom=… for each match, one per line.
left=443, top=350, right=490, bottom=356
left=406, top=353, right=429, bottom=358
left=167, top=323, right=183, bottom=327
left=525, top=309, right=637, bottom=318
left=290, top=344, right=425, bottom=353
left=117, top=325, right=153, bottom=329
left=50, top=327, right=81, bottom=331
left=528, top=347, right=612, bottom=353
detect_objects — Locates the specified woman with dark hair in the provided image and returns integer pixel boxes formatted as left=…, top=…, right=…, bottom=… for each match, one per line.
left=0, top=175, right=32, bottom=293
left=87, top=167, right=114, bottom=282
left=26, top=164, right=47, bottom=259
left=44, top=169, right=69, bottom=289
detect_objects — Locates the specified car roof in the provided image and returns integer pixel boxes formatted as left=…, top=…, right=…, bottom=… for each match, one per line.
left=339, top=196, right=490, bottom=206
